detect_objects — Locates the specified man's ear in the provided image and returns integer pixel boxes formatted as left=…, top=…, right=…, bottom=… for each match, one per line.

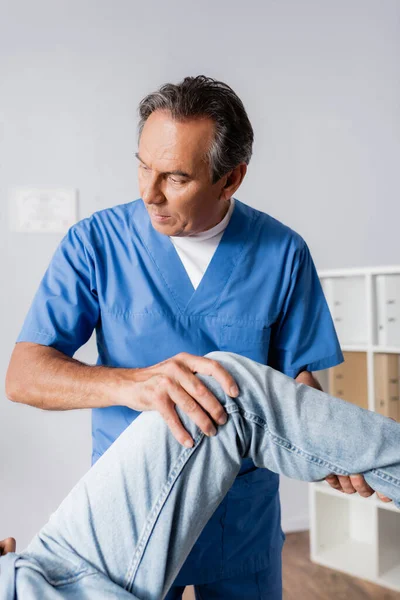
left=220, top=163, right=247, bottom=200
left=224, top=172, right=234, bottom=187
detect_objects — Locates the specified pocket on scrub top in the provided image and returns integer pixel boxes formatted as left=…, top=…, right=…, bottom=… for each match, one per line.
left=219, top=325, right=271, bottom=363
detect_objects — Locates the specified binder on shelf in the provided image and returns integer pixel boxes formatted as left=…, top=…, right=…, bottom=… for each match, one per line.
left=376, top=275, right=400, bottom=347
left=323, top=277, right=368, bottom=346
left=374, top=353, right=399, bottom=421
left=314, top=268, right=400, bottom=594
left=328, top=351, right=368, bottom=409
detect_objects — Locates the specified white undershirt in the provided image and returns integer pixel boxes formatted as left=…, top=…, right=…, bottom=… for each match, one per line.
left=169, top=198, right=235, bottom=290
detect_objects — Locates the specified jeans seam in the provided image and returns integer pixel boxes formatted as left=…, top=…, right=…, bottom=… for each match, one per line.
left=270, top=434, right=351, bottom=475
left=234, top=407, right=400, bottom=487
left=225, top=404, right=353, bottom=476
left=123, top=430, right=205, bottom=591
left=371, top=468, right=400, bottom=486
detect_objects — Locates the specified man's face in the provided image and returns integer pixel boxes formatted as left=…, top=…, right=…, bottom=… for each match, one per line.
left=137, top=110, right=229, bottom=236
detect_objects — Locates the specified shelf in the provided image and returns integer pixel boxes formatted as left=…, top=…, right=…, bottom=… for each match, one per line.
left=341, top=345, right=368, bottom=352
left=312, top=481, right=377, bottom=503
left=372, top=346, right=400, bottom=354
left=312, top=482, right=398, bottom=512
left=376, top=499, right=400, bottom=513
left=312, top=266, right=400, bottom=592
left=312, top=489, right=377, bottom=581
left=313, top=539, right=376, bottom=581
left=378, top=564, right=400, bottom=592
left=377, top=507, right=400, bottom=583
left=319, top=266, right=400, bottom=278
left=337, top=345, right=400, bottom=353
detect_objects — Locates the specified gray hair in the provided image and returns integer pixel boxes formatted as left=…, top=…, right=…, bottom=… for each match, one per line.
left=137, top=75, right=254, bottom=183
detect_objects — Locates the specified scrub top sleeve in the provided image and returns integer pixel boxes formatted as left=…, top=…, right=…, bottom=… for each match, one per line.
left=16, top=225, right=99, bottom=357
left=268, top=241, right=343, bottom=378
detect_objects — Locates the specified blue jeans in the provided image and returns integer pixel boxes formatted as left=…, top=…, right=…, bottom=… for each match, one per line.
left=1, top=351, right=400, bottom=599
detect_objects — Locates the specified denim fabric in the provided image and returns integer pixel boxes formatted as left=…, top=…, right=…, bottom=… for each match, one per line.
left=1, top=351, right=400, bottom=600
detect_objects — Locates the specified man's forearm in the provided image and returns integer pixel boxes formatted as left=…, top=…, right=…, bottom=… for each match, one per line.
left=5, top=342, right=136, bottom=410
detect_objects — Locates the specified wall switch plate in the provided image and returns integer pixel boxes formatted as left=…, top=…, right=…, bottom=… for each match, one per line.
left=9, top=188, right=78, bottom=233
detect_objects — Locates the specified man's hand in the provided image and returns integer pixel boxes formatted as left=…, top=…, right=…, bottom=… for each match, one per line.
left=325, top=413, right=396, bottom=502
left=120, top=352, right=238, bottom=448
left=294, top=371, right=393, bottom=503
left=325, top=474, right=392, bottom=502
left=0, top=537, right=16, bottom=556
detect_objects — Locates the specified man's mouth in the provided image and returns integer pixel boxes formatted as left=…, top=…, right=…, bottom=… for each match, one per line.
left=152, top=212, right=171, bottom=221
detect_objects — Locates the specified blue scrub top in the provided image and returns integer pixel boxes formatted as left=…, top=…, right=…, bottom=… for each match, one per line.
left=17, top=198, right=343, bottom=585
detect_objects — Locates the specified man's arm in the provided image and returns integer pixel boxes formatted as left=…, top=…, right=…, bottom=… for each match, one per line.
left=6, top=225, right=234, bottom=445
left=5, top=343, right=238, bottom=447
left=5, top=342, right=130, bottom=410
left=295, top=369, right=392, bottom=502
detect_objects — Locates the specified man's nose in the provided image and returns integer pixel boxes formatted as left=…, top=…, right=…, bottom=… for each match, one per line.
left=142, top=176, right=165, bottom=205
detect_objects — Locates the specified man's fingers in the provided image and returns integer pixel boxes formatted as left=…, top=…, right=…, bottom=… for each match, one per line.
left=156, top=380, right=222, bottom=448
left=176, top=369, right=228, bottom=426
left=168, top=383, right=219, bottom=438
left=377, top=492, right=392, bottom=503
left=348, top=474, right=375, bottom=497
left=336, top=475, right=357, bottom=494
left=326, top=474, right=377, bottom=498
left=325, top=474, right=344, bottom=492
left=158, top=402, right=195, bottom=448
left=180, top=354, right=239, bottom=398
left=326, top=474, right=392, bottom=502
left=0, top=537, right=16, bottom=555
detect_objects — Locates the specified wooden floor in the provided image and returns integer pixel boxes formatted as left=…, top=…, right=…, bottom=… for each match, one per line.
left=283, top=531, right=399, bottom=600
left=183, top=531, right=400, bottom=599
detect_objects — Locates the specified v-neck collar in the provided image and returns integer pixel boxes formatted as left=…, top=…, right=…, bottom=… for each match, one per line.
left=134, top=199, right=258, bottom=315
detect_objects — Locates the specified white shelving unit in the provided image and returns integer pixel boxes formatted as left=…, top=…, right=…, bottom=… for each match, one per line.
left=309, top=266, right=400, bottom=592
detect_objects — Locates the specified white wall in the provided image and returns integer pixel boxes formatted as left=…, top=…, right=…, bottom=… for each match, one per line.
left=1, top=0, right=399, bottom=549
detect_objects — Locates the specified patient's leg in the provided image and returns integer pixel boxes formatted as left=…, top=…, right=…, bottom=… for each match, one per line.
left=4, top=351, right=400, bottom=600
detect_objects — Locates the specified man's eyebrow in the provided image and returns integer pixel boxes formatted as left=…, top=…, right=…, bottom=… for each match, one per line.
left=135, top=153, right=192, bottom=178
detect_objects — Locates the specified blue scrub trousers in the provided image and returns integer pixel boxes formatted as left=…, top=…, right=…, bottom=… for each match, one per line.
left=1, top=352, right=400, bottom=599
left=166, top=561, right=282, bottom=599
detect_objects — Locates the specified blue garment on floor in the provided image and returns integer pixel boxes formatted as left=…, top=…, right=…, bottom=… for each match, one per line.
left=16, top=198, right=343, bottom=585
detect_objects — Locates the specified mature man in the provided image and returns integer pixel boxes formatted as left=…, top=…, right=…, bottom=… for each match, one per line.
left=6, top=76, right=387, bottom=599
